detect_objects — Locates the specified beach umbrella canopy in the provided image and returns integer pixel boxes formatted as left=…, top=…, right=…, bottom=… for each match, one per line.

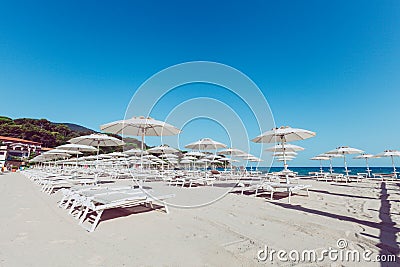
left=68, top=134, right=124, bottom=172
left=147, top=145, right=179, bottom=154
left=142, top=155, right=158, bottom=159
left=218, top=148, right=246, bottom=156
left=252, top=126, right=316, bottom=143
left=124, top=148, right=147, bottom=155
left=100, top=116, right=181, bottom=156
left=101, top=116, right=181, bottom=137
left=247, top=157, right=263, bottom=162
left=41, top=152, right=71, bottom=160
left=46, top=149, right=82, bottom=155
left=185, top=138, right=227, bottom=150
left=57, top=144, right=98, bottom=167
left=277, top=157, right=294, bottom=161
left=196, top=158, right=211, bottom=164
left=185, top=151, right=206, bottom=157
left=182, top=156, right=197, bottom=160
left=160, top=153, right=178, bottom=158
left=273, top=151, right=298, bottom=157
left=206, top=154, right=222, bottom=159
left=57, top=144, right=98, bottom=152
left=326, top=146, right=363, bottom=175
left=253, top=126, right=315, bottom=174
left=354, top=153, right=374, bottom=177
left=265, top=143, right=305, bottom=152
left=236, top=153, right=253, bottom=158
left=107, top=152, right=128, bottom=157
left=69, top=134, right=124, bottom=147
left=374, top=150, right=400, bottom=178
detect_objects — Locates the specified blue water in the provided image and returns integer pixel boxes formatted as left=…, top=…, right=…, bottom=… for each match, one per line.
left=217, top=167, right=397, bottom=176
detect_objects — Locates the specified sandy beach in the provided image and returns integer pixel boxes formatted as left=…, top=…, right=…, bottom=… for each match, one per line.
left=0, top=172, right=399, bottom=266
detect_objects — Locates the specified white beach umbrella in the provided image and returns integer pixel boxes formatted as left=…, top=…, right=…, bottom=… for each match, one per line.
left=185, top=151, right=206, bottom=157
left=100, top=116, right=181, bottom=167
left=218, top=148, right=246, bottom=156
left=354, top=153, right=374, bottom=177
left=311, top=156, right=330, bottom=173
left=142, top=155, right=158, bottom=159
left=253, top=126, right=315, bottom=174
left=68, top=134, right=124, bottom=174
left=108, top=152, right=128, bottom=158
left=277, top=157, right=294, bottom=161
left=125, top=148, right=147, bottom=156
left=182, top=156, right=197, bottom=160
left=206, top=154, right=222, bottom=159
left=265, top=143, right=305, bottom=152
left=160, top=153, right=178, bottom=158
left=57, top=143, right=98, bottom=152
left=69, top=134, right=124, bottom=147
left=374, top=150, right=400, bottom=178
left=273, top=151, right=298, bottom=157
left=46, top=149, right=81, bottom=155
left=147, top=145, right=179, bottom=154
left=57, top=143, right=99, bottom=167
left=236, top=153, right=253, bottom=158
left=252, top=126, right=316, bottom=143
left=326, top=146, right=363, bottom=176
left=318, top=153, right=343, bottom=174
left=196, top=158, right=211, bottom=165
left=185, top=138, right=227, bottom=150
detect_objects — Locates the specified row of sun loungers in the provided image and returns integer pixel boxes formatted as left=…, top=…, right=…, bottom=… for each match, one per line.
left=22, top=169, right=175, bottom=232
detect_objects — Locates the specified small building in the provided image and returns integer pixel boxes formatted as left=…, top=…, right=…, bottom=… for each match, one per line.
left=0, top=146, right=6, bottom=168
left=0, top=136, right=43, bottom=163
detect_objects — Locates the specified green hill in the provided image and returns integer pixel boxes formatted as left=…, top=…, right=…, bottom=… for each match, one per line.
left=0, top=116, right=147, bottom=151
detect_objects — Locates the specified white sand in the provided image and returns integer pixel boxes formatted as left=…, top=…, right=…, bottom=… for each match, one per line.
left=0, top=172, right=399, bottom=266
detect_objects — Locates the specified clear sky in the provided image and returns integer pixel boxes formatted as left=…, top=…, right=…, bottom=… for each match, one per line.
left=1, top=0, right=399, bottom=166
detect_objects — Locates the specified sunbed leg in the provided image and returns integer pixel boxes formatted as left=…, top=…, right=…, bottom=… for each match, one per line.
left=89, top=210, right=104, bottom=233
left=306, top=188, right=309, bottom=197
left=270, top=192, right=273, bottom=201
left=79, top=207, right=90, bottom=225
left=69, top=201, right=77, bottom=214
left=164, top=204, right=169, bottom=214
left=288, top=191, right=291, bottom=204
left=63, top=198, right=73, bottom=209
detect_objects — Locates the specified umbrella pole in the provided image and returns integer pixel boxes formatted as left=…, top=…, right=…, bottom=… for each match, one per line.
left=280, top=138, right=289, bottom=184
left=140, top=128, right=145, bottom=170
left=95, top=142, right=99, bottom=184
left=329, top=158, right=333, bottom=174
left=366, top=158, right=371, bottom=177
left=391, top=156, right=397, bottom=178
left=343, top=155, right=348, bottom=176
left=319, top=160, right=323, bottom=174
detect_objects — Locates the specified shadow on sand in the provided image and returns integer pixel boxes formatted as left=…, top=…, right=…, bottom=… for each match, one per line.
left=270, top=182, right=400, bottom=266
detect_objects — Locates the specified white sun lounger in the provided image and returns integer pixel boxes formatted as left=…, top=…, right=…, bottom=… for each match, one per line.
left=233, top=181, right=311, bottom=204
left=78, top=193, right=175, bottom=232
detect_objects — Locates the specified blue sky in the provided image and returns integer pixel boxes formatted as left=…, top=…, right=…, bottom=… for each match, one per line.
left=1, top=0, right=400, bottom=166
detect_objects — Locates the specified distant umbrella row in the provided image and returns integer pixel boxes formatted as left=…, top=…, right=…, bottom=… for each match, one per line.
left=311, top=147, right=400, bottom=177
left=30, top=117, right=320, bottom=173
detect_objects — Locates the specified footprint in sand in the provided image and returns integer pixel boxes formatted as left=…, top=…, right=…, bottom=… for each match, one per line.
left=15, top=232, right=28, bottom=241
left=49, top=239, right=76, bottom=245
left=87, top=255, right=106, bottom=265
